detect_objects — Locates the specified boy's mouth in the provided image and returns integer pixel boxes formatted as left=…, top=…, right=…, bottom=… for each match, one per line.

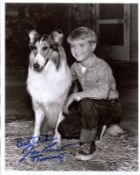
left=75, top=53, right=81, bottom=58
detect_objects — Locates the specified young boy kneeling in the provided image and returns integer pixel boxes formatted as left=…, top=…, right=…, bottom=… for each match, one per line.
left=58, top=27, right=124, bottom=161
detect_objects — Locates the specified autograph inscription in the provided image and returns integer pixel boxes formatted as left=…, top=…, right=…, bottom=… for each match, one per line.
left=15, top=133, right=77, bottom=163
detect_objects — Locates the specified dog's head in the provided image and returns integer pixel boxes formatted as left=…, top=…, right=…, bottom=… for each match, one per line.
left=28, top=30, right=64, bottom=72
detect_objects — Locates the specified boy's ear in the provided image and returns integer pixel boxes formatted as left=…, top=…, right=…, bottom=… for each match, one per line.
left=51, top=30, right=64, bottom=45
left=29, top=30, right=39, bottom=44
left=91, top=43, right=97, bottom=51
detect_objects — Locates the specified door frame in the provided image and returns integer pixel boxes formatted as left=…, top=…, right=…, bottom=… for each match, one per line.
left=95, top=4, right=130, bottom=60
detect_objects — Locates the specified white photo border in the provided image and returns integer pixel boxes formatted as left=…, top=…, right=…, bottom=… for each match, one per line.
left=1, top=0, right=140, bottom=175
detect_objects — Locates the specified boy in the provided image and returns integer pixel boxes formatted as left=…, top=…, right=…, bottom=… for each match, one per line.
left=58, top=27, right=124, bottom=161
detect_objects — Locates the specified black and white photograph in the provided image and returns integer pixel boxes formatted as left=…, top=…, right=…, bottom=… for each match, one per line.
left=1, top=0, right=139, bottom=173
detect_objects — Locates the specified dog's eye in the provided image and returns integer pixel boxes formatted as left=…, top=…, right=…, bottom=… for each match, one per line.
left=42, top=46, right=48, bottom=51
left=30, top=45, right=37, bottom=51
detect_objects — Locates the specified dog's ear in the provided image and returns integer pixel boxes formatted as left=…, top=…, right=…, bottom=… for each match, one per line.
left=29, top=30, right=39, bottom=44
left=51, top=30, right=64, bottom=45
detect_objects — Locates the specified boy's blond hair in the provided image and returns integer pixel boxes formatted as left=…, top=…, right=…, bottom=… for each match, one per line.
left=67, top=27, right=97, bottom=44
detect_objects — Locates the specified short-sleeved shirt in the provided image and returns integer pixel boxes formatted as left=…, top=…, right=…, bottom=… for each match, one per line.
left=71, top=55, right=119, bottom=100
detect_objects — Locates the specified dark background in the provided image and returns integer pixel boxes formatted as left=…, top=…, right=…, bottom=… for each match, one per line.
left=6, top=3, right=116, bottom=67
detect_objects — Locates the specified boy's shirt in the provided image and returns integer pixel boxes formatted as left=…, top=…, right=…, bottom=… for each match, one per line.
left=71, top=55, right=119, bottom=100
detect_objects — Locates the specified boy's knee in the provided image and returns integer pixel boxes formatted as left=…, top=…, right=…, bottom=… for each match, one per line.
left=58, top=114, right=81, bottom=139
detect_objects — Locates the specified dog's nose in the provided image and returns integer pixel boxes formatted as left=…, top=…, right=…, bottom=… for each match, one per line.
left=33, top=63, right=39, bottom=69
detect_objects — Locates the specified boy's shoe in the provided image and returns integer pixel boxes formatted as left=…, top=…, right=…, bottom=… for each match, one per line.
left=75, top=141, right=96, bottom=161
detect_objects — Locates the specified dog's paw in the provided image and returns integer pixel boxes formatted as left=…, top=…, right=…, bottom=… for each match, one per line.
left=30, top=135, right=40, bottom=146
left=53, top=132, right=61, bottom=147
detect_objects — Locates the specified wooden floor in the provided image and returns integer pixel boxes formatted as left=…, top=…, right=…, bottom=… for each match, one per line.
left=6, top=60, right=138, bottom=131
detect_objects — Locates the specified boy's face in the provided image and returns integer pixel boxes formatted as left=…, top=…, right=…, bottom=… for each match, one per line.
left=70, top=40, right=94, bottom=62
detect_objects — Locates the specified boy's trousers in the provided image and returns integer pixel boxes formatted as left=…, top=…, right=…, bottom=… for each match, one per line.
left=58, top=98, right=122, bottom=143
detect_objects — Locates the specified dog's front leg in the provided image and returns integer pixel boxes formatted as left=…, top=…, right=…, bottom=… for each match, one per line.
left=53, top=111, right=64, bottom=147
left=31, top=105, right=45, bottom=145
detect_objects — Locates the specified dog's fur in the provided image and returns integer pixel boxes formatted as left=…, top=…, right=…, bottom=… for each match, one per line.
left=26, top=30, right=72, bottom=145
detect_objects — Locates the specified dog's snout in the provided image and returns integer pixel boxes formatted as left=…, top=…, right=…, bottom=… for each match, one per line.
left=33, top=63, right=39, bottom=69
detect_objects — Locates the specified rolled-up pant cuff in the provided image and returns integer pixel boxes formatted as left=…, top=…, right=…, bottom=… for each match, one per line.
left=80, top=128, right=97, bottom=143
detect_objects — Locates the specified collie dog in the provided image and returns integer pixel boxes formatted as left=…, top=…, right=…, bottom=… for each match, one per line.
left=26, top=30, right=72, bottom=145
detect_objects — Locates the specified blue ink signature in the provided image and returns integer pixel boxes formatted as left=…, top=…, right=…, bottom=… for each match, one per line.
left=15, top=133, right=77, bottom=163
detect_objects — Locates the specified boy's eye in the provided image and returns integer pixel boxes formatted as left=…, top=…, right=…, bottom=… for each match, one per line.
left=42, top=46, right=48, bottom=51
left=71, top=45, right=77, bottom=49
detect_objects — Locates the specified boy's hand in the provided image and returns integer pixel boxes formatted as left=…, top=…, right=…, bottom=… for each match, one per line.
left=63, top=93, right=81, bottom=114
